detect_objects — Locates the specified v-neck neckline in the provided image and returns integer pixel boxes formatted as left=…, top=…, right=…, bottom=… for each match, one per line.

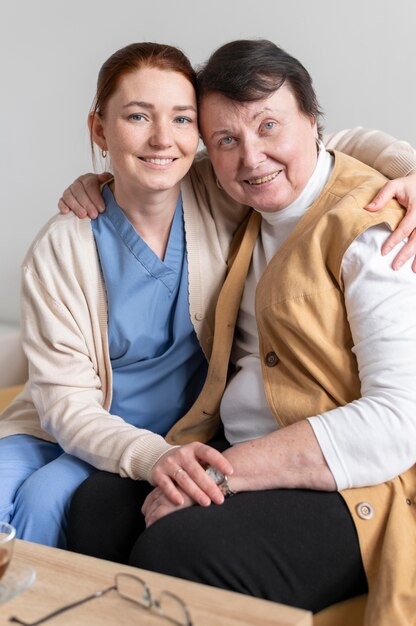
left=101, top=186, right=184, bottom=291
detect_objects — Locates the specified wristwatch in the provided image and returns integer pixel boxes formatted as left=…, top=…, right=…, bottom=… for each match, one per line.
left=205, top=465, right=235, bottom=498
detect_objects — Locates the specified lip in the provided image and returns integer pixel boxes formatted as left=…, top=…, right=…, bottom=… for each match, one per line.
left=243, top=170, right=282, bottom=186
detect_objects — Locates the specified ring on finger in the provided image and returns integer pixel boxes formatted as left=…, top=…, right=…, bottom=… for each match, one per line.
left=173, top=467, right=185, bottom=482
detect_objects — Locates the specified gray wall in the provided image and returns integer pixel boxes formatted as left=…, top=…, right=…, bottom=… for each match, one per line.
left=1, top=0, right=415, bottom=323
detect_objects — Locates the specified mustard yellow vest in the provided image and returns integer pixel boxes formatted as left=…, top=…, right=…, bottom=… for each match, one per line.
left=167, top=152, right=416, bottom=626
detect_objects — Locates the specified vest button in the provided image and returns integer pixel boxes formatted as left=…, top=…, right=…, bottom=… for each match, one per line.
left=356, top=502, right=374, bottom=520
left=265, top=352, right=279, bottom=367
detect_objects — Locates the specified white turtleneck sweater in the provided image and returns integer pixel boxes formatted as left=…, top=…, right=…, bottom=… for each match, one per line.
left=220, top=147, right=416, bottom=490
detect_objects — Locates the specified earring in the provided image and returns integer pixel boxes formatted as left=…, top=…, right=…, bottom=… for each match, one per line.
left=101, top=149, right=107, bottom=158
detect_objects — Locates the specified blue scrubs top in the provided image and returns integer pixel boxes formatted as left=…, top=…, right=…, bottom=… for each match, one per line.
left=91, top=186, right=207, bottom=436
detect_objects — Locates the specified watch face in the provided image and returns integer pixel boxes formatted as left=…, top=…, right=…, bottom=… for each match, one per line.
left=206, top=466, right=224, bottom=485
left=206, top=466, right=234, bottom=497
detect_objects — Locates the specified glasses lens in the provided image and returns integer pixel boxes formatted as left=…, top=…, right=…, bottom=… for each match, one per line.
left=116, top=574, right=151, bottom=607
left=158, top=590, right=192, bottom=626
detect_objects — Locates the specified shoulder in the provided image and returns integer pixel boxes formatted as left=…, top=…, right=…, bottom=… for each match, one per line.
left=327, top=151, right=403, bottom=225
left=23, top=213, right=93, bottom=268
left=330, top=150, right=388, bottom=192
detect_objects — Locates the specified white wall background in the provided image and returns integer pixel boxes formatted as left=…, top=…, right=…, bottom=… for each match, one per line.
left=1, top=0, right=415, bottom=324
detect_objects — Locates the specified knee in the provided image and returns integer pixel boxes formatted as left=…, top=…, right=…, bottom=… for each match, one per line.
left=129, top=520, right=177, bottom=574
left=68, top=472, right=149, bottom=562
left=69, top=472, right=106, bottom=517
left=14, top=476, right=64, bottom=517
left=129, top=509, right=207, bottom=577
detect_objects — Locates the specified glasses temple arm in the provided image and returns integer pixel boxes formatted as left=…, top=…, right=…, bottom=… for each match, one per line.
left=9, top=585, right=116, bottom=626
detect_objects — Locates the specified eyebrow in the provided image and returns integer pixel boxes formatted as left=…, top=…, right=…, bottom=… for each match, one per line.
left=122, top=100, right=197, bottom=113
left=251, top=107, right=274, bottom=120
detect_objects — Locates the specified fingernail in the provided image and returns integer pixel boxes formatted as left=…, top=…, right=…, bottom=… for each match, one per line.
left=366, top=202, right=375, bottom=209
left=382, top=246, right=391, bottom=256
left=394, top=261, right=403, bottom=270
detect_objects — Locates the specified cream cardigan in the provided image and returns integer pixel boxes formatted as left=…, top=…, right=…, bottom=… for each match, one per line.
left=1, top=128, right=415, bottom=483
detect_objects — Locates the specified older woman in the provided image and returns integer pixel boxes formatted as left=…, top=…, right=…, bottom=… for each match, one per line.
left=69, top=40, right=415, bottom=624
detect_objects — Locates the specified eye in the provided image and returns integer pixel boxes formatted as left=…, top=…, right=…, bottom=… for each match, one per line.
left=128, top=113, right=146, bottom=122
left=174, top=116, right=193, bottom=125
left=219, top=136, right=235, bottom=146
left=263, top=121, right=276, bottom=130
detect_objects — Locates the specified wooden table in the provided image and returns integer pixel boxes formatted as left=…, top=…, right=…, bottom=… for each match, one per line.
left=0, top=540, right=312, bottom=626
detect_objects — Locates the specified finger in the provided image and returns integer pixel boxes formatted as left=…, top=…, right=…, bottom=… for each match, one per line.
left=381, top=214, right=416, bottom=256
left=157, top=449, right=227, bottom=505
left=194, top=444, right=234, bottom=476
left=60, top=190, right=88, bottom=218
left=142, top=499, right=161, bottom=526
left=153, top=474, right=185, bottom=506
left=61, top=186, right=92, bottom=219
left=82, top=174, right=107, bottom=212
left=157, top=465, right=218, bottom=507
left=173, top=466, right=220, bottom=506
left=145, top=507, right=166, bottom=528
left=97, top=171, right=113, bottom=186
left=390, top=229, right=416, bottom=270
left=141, top=488, right=163, bottom=516
left=365, top=181, right=397, bottom=212
left=62, top=177, right=102, bottom=218
left=58, top=198, right=70, bottom=214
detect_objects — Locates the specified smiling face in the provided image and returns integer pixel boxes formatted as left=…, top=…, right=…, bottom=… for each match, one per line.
left=199, top=83, right=319, bottom=213
left=90, top=67, right=199, bottom=206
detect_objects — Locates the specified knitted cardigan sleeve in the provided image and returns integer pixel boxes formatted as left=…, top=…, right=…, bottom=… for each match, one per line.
left=324, top=127, right=416, bottom=179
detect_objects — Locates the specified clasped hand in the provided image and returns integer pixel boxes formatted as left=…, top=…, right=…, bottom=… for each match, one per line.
left=149, top=442, right=233, bottom=508
left=142, top=485, right=193, bottom=528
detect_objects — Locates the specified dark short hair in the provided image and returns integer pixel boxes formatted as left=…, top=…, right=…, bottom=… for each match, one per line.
left=197, top=39, right=323, bottom=137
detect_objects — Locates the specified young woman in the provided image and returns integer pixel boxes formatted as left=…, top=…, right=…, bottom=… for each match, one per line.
left=0, top=42, right=236, bottom=548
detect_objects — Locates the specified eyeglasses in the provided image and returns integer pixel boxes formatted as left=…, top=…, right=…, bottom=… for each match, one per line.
left=9, top=572, right=193, bottom=626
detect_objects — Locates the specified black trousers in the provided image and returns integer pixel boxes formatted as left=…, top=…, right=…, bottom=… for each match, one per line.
left=68, top=472, right=367, bottom=614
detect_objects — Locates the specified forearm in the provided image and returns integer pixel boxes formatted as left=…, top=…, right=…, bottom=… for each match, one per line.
left=30, top=374, right=172, bottom=481
left=324, top=127, right=416, bottom=179
left=223, top=420, right=336, bottom=493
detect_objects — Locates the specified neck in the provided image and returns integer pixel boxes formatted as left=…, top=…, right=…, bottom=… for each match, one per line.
left=111, top=181, right=180, bottom=260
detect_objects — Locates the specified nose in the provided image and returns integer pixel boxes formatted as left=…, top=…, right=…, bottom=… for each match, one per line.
left=240, top=137, right=266, bottom=170
left=149, top=120, right=173, bottom=149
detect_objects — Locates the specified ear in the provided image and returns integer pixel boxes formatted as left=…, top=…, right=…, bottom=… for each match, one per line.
left=310, top=114, right=318, bottom=139
left=88, top=112, right=108, bottom=151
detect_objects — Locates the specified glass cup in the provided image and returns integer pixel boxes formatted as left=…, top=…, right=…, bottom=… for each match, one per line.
left=0, top=522, right=16, bottom=581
